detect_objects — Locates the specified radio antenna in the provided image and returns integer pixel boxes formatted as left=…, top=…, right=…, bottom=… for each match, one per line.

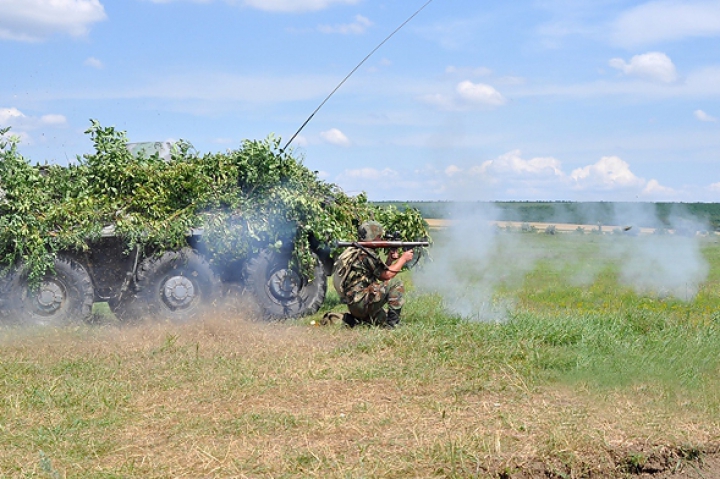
left=281, top=0, right=434, bottom=152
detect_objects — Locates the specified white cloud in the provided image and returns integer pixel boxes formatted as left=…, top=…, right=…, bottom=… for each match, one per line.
left=444, top=165, right=462, bottom=176
left=145, top=0, right=360, bottom=11
left=694, top=109, right=717, bottom=122
left=570, top=156, right=646, bottom=190
left=611, top=0, right=720, bottom=47
left=318, top=15, right=372, bottom=34
left=84, top=56, right=103, bottom=69
left=0, top=0, right=106, bottom=42
left=0, top=107, right=26, bottom=124
left=422, top=81, right=506, bottom=111
left=0, top=107, right=67, bottom=144
left=334, top=153, right=689, bottom=201
left=245, top=0, right=360, bottom=12
left=710, top=182, right=720, bottom=191
left=471, top=150, right=564, bottom=178
left=642, top=179, right=676, bottom=197
left=319, top=128, right=350, bottom=146
left=608, top=52, right=678, bottom=83
left=40, top=114, right=68, bottom=126
left=456, top=81, right=506, bottom=106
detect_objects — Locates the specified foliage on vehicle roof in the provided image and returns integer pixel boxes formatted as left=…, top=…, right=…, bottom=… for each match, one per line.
left=0, top=121, right=429, bottom=283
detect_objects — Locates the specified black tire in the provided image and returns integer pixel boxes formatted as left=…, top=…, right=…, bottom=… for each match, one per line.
left=117, top=248, right=219, bottom=323
left=245, top=249, right=326, bottom=320
left=4, top=256, right=94, bottom=326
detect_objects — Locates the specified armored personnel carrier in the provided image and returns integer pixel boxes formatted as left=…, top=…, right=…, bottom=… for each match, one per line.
left=0, top=122, right=428, bottom=325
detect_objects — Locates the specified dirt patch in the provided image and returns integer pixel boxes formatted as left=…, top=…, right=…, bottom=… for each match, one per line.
left=498, top=446, right=720, bottom=478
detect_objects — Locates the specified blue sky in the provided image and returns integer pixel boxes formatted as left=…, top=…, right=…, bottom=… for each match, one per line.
left=1, top=0, right=719, bottom=202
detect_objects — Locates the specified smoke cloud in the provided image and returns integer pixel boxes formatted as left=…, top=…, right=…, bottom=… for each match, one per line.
left=414, top=202, right=712, bottom=320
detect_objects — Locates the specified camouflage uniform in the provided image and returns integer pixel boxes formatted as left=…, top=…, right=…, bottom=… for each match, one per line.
left=332, top=222, right=405, bottom=328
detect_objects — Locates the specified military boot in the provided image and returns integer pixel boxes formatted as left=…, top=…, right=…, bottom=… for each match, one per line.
left=342, top=312, right=359, bottom=328
left=386, top=308, right=401, bottom=329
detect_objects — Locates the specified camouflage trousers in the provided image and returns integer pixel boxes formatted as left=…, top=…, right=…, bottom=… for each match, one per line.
left=345, top=278, right=405, bottom=327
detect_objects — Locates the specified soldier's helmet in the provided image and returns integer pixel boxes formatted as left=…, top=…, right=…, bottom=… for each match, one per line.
left=358, top=221, right=384, bottom=241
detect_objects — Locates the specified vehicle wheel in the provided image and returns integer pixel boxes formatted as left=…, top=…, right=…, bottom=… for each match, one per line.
left=119, top=248, right=219, bottom=323
left=245, top=249, right=326, bottom=320
left=5, top=256, right=95, bottom=326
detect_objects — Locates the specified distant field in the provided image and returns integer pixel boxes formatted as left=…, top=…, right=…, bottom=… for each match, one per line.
left=426, top=218, right=720, bottom=235
left=377, top=201, right=720, bottom=232
left=426, top=218, right=661, bottom=234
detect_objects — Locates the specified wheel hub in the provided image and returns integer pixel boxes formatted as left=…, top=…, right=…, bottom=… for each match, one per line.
left=34, top=281, right=65, bottom=315
left=162, top=276, right=196, bottom=310
left=268, top=269, right=301, bottom=301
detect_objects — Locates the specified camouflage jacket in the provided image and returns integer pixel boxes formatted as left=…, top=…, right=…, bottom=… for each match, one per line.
left=332, top=246, right=386, bottom=305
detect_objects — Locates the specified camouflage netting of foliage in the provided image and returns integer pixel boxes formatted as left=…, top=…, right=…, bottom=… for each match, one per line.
left=0, top=121, right=430, bottom=284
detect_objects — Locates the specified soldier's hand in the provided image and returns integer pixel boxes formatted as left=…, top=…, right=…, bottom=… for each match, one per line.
left=401, top=250, right=414, bottom=263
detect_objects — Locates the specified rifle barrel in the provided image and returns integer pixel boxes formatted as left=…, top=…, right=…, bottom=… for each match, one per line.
left=335, top=241, right=430, bottom=248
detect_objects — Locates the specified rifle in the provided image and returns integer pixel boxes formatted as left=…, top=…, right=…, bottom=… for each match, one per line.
left=334, top=240, right=430, bottom=249
left=334, top=240, right=429, bottom=270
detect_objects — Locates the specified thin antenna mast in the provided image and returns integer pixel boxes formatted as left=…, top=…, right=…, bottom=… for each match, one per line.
left=281, top=0, right=434, bottom=152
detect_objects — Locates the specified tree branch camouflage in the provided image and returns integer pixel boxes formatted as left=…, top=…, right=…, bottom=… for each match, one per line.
left=0, top=121, right=431, bottom=288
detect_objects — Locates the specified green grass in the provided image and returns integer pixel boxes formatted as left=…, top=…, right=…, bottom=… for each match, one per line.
left=1, top=233, right=719, bottom=477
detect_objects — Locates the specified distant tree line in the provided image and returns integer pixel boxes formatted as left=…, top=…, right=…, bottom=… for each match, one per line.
left=374, top=201, right=720, bottom=232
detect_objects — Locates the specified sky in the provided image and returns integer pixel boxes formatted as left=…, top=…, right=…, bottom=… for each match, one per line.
left=1, top=0, right=719, bottom=202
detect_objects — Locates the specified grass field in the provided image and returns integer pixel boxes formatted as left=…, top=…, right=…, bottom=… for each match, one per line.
left=1, top=233, right=719, bottom=478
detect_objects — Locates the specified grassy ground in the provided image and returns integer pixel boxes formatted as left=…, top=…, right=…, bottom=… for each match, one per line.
left=1, top=234, right=719, bottom=478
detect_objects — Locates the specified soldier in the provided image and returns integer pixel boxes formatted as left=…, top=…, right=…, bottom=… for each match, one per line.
left=331, top=221, right=414, bottom=329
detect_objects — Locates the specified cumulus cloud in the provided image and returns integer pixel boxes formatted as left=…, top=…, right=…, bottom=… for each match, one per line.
left=0, top=107, right=26, bottom=124
left=0, top=108, right=66, bottom=135
left=694, top=109, right=717, bottom=122
left=149, top=0, right=362, bottom=12
left=318, top=15, right=372, bottom=34
left=335, top=151, right=685, bottom=201
left=319, top=128, right=350, bottom=146
left=84, top=56, right=104, bottom=69
left=471, top=150, right=564, bottom=179
left=444, top=165, right=462, bottom=177
left=643, top=179, right=677, bottom=197
left=0, top=107, right=67, bottom=144
left=609, top=52, right=678, bottom=83
left=611, top=0, right=720, bottom=47
left=0, top=0, right=106, bottom=42
left=40, top=114, right=68, bottom=126
left=570, top=156, right=646, bottom=190
left=441, top=152, right=674, bottom=199
left=456, top=81, right=506, bottom=106
left=246, top=0, right=360, bottom=12
left=422, top=80, right=506, bottom=110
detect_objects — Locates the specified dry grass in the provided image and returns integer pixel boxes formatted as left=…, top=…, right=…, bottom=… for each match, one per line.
left=2, top=312, right=718, bottom=478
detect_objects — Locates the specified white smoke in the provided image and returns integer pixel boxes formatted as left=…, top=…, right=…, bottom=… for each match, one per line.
left=414, top=204, right=540, bottom=321
left=603, top=203, right=710, bottom=299
left=415, top=202, right=712, bottom=320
